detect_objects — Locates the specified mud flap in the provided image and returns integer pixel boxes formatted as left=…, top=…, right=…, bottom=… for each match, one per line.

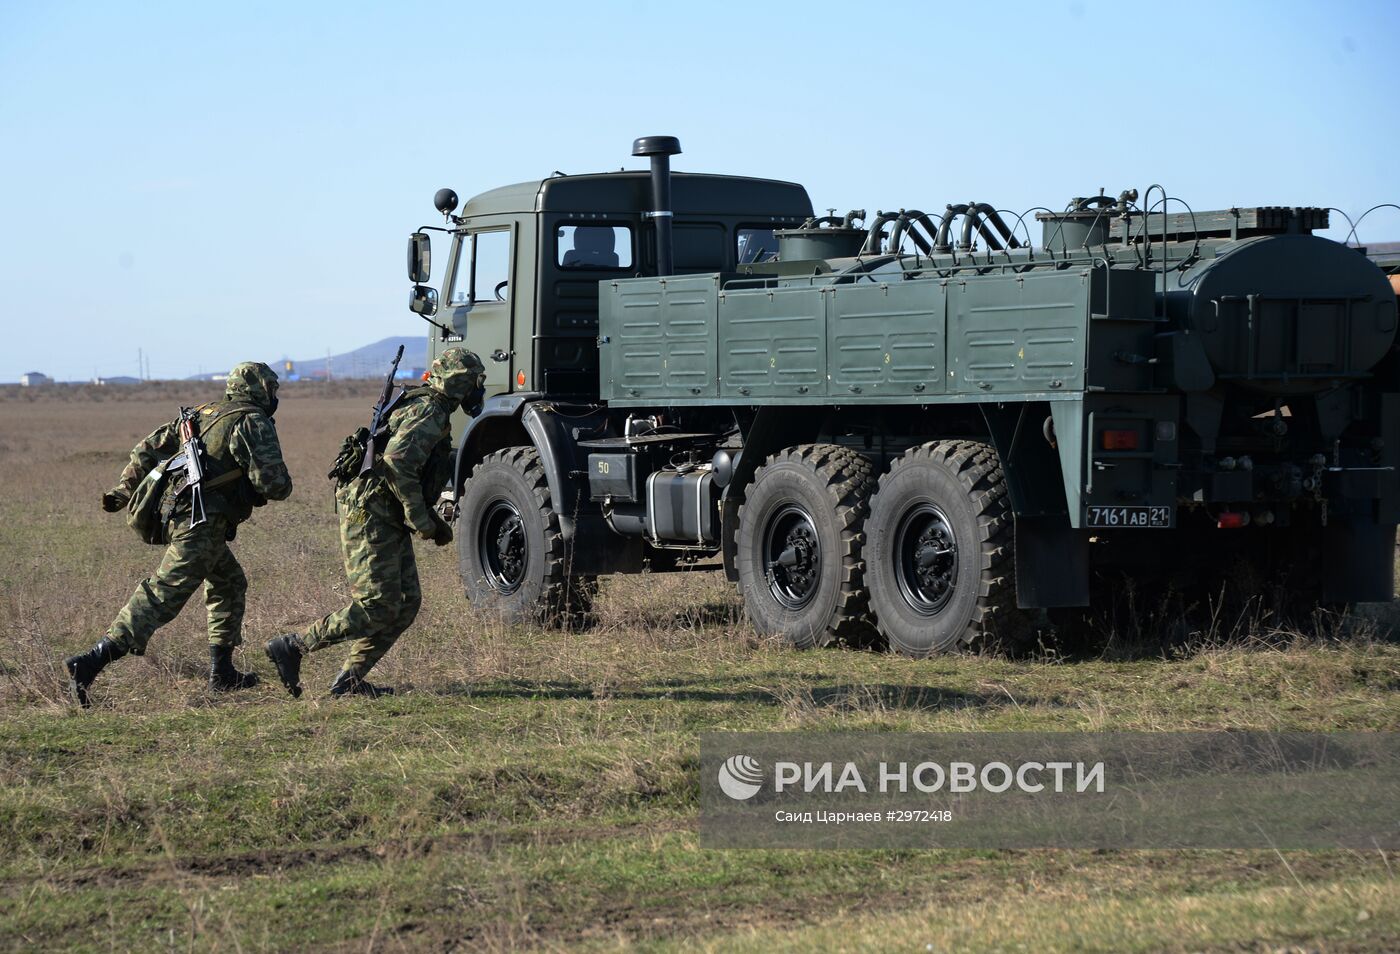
left=1015, top=514, right=1090, bottom=608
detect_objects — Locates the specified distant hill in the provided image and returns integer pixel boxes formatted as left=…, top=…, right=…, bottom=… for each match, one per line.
left=185, top=337, right=428, bottom=381
left=286, top=336, right=428, bottom=380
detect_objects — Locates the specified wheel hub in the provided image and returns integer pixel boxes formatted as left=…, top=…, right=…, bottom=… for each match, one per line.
left=480, top=500, right=527, bottom=594
left=894, top=503, right=958, bottom=615
left=763, top=505, right=822, bottom=610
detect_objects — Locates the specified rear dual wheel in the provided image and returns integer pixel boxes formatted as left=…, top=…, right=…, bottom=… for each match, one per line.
left=864, top=440, right=1032, bottom=656
left=736, top=440, right=1031, bottom=655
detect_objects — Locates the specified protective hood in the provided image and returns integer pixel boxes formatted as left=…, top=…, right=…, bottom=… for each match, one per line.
left=225, top=362, right=280, bottom=413
left=426, top=348, right=486, bottom=404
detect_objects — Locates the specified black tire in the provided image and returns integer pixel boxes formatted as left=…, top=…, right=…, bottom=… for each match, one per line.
left=457, top=446, right=596, bottom=627
left=865, top=440, right=1031, bottom=656
left=736, top=443, right=875, bottom=648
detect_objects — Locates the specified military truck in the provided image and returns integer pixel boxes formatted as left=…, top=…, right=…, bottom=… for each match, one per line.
left=405, top=136, right=1400, bottom=654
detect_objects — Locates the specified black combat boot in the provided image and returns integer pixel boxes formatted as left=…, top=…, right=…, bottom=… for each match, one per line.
left=329, top=667, right=394, bottom=699
left=209, top=645, right=260, bottom=691
left=64, top=638, right=127, bottom=708
left=264, top=634, right=305, bottom=698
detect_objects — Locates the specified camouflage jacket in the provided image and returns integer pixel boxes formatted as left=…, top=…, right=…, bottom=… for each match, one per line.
left=339, top=386, right=455, bottom=536
left=110, top=401, right=293, bottom=524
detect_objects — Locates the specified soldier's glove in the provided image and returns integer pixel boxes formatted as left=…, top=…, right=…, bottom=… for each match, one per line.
left=101, top=492, right=126, bottom=513
left=461, top=384, right=486, bottom=418
left=434, top=491, right=458, bottom=524
left=429, top=515, right=454, bottom=547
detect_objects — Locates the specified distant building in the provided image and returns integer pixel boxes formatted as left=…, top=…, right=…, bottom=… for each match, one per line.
left=92, top=376, right=141, bottom=386
left=20, top=371, right=52, bottom=387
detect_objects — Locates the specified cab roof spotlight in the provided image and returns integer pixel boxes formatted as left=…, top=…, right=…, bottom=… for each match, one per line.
left=433, top=188, right=459, bottom=221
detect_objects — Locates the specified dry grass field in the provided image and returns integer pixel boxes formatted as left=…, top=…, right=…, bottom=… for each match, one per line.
left=1, top=383, right=1398, bottom=952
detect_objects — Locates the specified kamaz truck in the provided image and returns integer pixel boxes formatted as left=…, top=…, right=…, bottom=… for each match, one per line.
left=405, top=136, right=1400, bottom=654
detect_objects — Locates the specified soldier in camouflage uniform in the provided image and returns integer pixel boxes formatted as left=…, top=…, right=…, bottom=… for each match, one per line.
left=65, top=362, right=293, bottom=707
left=265, top=347, right=485, bottom=698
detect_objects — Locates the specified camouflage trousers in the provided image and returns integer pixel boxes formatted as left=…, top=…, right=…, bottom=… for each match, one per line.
left=301, top=501, right=421, bottom=673
left=107, top=514, right=246, bottom=654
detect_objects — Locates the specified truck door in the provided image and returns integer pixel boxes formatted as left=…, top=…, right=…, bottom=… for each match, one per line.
left=446, top=223, right=516, bottom=394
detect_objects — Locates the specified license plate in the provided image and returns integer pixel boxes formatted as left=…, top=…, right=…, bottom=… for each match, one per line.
left=1085, top=505, right=1172, bottom=528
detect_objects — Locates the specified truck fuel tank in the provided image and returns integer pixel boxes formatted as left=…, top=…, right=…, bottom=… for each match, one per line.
left=647, top=468, right=719, bottom=546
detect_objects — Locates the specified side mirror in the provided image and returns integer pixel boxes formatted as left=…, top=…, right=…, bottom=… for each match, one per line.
left=408, top=232, right=431, bottom=283
left=409, top=284, right=439, bottom=317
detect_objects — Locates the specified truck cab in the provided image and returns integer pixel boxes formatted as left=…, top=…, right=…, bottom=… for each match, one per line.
left=423, top=170, right=813, bottom=403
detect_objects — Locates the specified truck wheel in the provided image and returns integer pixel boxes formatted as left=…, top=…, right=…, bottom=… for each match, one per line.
left=865, top=440, right=1030, bottom=656
left=457, top=446, right=596, bottom=628
left=736, top=444, right=874, bottom=648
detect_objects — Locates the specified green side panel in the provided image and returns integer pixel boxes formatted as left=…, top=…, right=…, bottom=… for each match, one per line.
left=600, top=275, right=719, bottom=400
left=719, top=287, right=825, bottom=398
left=947, top=270, right=1088, bottom=394
left=827, top=281, right=947, bottom=397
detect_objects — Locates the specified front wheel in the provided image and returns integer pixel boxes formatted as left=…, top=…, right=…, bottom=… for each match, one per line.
left=865, top=440, right=1031, bottom=656
left=457, top=446, right=595, bottom=627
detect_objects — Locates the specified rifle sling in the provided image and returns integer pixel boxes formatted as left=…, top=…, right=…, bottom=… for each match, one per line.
left=168, top=458, right=245, bottom=495
left=203, top=467, right=246, bottom=492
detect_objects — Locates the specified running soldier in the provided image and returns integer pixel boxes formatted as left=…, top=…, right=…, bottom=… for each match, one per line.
left=65, top=362, right=293, bottom=706
left=265, top=348, right=485, bottom=698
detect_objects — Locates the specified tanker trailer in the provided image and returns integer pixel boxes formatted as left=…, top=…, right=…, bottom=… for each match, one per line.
left=1066, top=205, right=1400, bottom=619
left=403, top=138, right=1400, bottom=654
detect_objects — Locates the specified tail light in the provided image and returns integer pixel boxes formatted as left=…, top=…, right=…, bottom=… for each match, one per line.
left=1217, top=512, right=1248, bottom=529
left=1101, top=429, right=1139, bottom=451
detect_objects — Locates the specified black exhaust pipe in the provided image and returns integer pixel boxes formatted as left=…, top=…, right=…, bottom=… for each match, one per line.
left=632, top=135, right=681, bottom=275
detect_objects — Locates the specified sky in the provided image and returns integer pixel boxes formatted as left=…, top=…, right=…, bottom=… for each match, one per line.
left=1, top=0, right=1398, bottom=382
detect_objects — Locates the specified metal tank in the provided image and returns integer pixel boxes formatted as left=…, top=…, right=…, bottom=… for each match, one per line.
left=775, top=210, right=868, bottom=261
left=1171, top=234, right=1398, bottom=395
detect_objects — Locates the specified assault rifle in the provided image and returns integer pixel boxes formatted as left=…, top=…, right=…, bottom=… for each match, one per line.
left=359, top=345, right=406, bottom=476
left=174, top=406, right=207, bottom=529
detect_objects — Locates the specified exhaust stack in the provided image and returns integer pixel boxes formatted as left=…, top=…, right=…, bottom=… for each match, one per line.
left=632, top=136, right=682, bottom=275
